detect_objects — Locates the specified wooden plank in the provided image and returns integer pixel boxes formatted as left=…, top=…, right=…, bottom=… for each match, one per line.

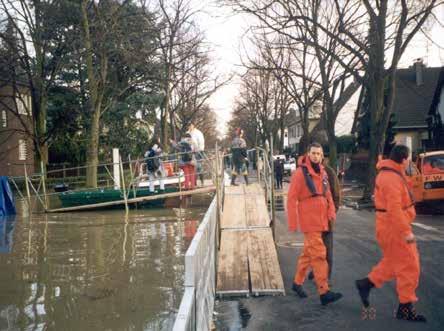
left=248, top=229, right=285, bottom=295
left=220, top=193, right=246, bottom=229
left=245, top=194, right=269, bottom=228
left=225, top=184, right=245, bottom=196
left=244, top=182, right=263, bottom=195
left=47, top=186, right=216, bottom=213
left=216, top=231, right=249, bottom=295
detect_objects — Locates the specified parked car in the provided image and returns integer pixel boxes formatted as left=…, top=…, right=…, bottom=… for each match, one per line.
left=284, top=158, right=296, bottom=175
left=272, top=154, right=286, bottom=161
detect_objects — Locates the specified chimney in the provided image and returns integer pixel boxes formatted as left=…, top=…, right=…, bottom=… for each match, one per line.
left=414, top=58, right=424, bottom=86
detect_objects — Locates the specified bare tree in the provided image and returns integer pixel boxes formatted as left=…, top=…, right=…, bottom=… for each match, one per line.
left=156, top=0, right=203, bottom=149
left=170, top=38, right=228, bottom=139
left=225, top=0, right=442, bottom=196
left=248, top=31, right=324, bottom=153
left=231, top=57, right=292, bottom=150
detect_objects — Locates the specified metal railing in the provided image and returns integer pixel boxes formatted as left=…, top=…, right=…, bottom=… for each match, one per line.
left=255, top=144, right=276, bottom=238
left=7, top=148, right=218, bottom=213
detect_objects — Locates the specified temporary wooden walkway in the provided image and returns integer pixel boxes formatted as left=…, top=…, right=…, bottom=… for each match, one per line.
left=216, top=183, right=285, bottom=297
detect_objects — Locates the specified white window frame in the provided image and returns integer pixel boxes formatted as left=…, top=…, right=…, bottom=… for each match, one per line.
left=1, top=110, right=6, bottom=128
left=16, top=94, right=31, bottom=115
left=18, top=139, right=27, bottom=161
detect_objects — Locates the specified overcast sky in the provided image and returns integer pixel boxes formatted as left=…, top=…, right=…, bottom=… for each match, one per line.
left=197, top=3, right=444, bottom=136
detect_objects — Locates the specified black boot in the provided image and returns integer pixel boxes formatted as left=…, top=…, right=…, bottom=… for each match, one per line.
left=355, top=277, right=374, bottom=308
left=244, top=175, right=249, bottom=185
left=291, top=283, right=307, bottom=298
left=396, top=303, right=427, bottom=322
left=320, top=291, right=343, bottom=305
left=231, top=175, right=238, bottom=186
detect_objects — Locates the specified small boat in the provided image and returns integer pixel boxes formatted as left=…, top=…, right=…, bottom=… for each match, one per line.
left=58, top=164, right=185, bottom=209
left=58, top=186, right=179, bottom=209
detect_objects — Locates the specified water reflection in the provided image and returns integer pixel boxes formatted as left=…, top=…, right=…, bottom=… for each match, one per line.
left=0, top=197, right=210, bottom=331
left=0, top=216, right=16, bottom=253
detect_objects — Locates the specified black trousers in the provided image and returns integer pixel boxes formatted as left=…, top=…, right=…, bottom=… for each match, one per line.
left=275, top=174, right=283, bottom=189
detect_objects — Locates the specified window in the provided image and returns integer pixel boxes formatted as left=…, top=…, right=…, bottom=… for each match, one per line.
left=423, top=154, right=444, bottom=175
left=18, top=139, right=27, bottom=160
left=16, top=94, right=31, bottom=115
left=406, top=162, right=419, bottom=176
left=296, top=124, right=302, bottom=138
left=1, top=110, right=6, bottom=127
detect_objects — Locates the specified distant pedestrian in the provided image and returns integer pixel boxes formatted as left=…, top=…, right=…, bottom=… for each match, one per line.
left=274, top=156, right=284, bottom=189
left=188, top=122, right=205, bottom=186
left=171, top=134, right=196, bottom=190
left=287, top=142, right=342, bottom=306
left=144, top=141, right=165, bottom=193
left=230, top=128, right=248, bottom=185
left=355, top=144, right=426, bottom=322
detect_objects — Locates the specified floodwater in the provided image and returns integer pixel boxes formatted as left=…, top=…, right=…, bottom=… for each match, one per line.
left=0, top=195, right=213, bottom=331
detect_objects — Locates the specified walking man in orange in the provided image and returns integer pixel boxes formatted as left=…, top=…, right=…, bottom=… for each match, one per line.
left=287, top=142, right=342, bottom=305
left=355, top=144, right=426, bottom=322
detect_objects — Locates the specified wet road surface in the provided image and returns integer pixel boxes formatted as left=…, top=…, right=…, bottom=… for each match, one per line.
left=215, top=207, right=444, bottom=331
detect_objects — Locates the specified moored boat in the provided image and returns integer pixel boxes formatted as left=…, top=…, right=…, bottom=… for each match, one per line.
left=58, top=186, right=179, bottom=208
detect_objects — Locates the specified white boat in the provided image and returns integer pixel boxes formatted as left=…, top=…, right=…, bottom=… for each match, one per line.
left=137, top=171, right=185, bottom=188
left=136, top=162, right=185, bottom=189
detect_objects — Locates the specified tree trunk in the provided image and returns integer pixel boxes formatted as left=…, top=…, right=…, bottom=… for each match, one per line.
left=169, top=108, right=176, bottom=143
left=161, top=69, right=171, bottom=150
left=326, top=119, right=338, bottom=170
left=279, top=120, right=285, bottom=152
left=362, top=14, right=387, bottom=201
left=86, top=109, right=101, bottom=187
left=81, top=0, right=103, bottom=188
left=33, top=91, right=48, bottom=174
left=35, top=106, right=48, bottom=174
left=33, top=28, right=48, bottom=174
left=363, top=66, right=385, bottom=200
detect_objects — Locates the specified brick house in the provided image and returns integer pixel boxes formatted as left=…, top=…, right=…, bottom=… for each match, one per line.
left=0, top=82, right=34, bottom=176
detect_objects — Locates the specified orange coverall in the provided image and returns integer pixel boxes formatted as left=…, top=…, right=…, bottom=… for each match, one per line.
left=287, top=156, right=336, bottom=295
left=368, top=159, right=420, bottom=303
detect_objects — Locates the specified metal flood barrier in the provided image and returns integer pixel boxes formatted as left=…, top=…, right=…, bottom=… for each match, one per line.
left=173, top=196, right=218, bottom=331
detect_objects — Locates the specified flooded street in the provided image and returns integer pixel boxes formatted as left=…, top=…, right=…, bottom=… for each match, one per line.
left=0, top=195, right=213, bottom=331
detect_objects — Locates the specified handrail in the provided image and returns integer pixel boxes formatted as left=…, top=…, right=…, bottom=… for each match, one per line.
left=10, top=149, right=219, bottom=210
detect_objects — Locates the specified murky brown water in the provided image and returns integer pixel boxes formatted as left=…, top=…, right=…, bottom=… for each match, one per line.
left=0, top=195, right=212, bottom=331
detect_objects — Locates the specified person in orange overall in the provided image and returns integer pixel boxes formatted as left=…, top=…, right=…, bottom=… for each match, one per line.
left=287, top=142, right=343, bottom=305
left=355, top=144, right=426, bottom=322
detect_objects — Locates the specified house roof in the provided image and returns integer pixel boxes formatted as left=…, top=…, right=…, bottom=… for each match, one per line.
left=393, top=66, right=443, bottom=129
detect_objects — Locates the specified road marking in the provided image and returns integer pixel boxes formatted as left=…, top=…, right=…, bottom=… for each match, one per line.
left=276, top=241, right=304, bottom=248
left=412, top=222, right=440, bottom=232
